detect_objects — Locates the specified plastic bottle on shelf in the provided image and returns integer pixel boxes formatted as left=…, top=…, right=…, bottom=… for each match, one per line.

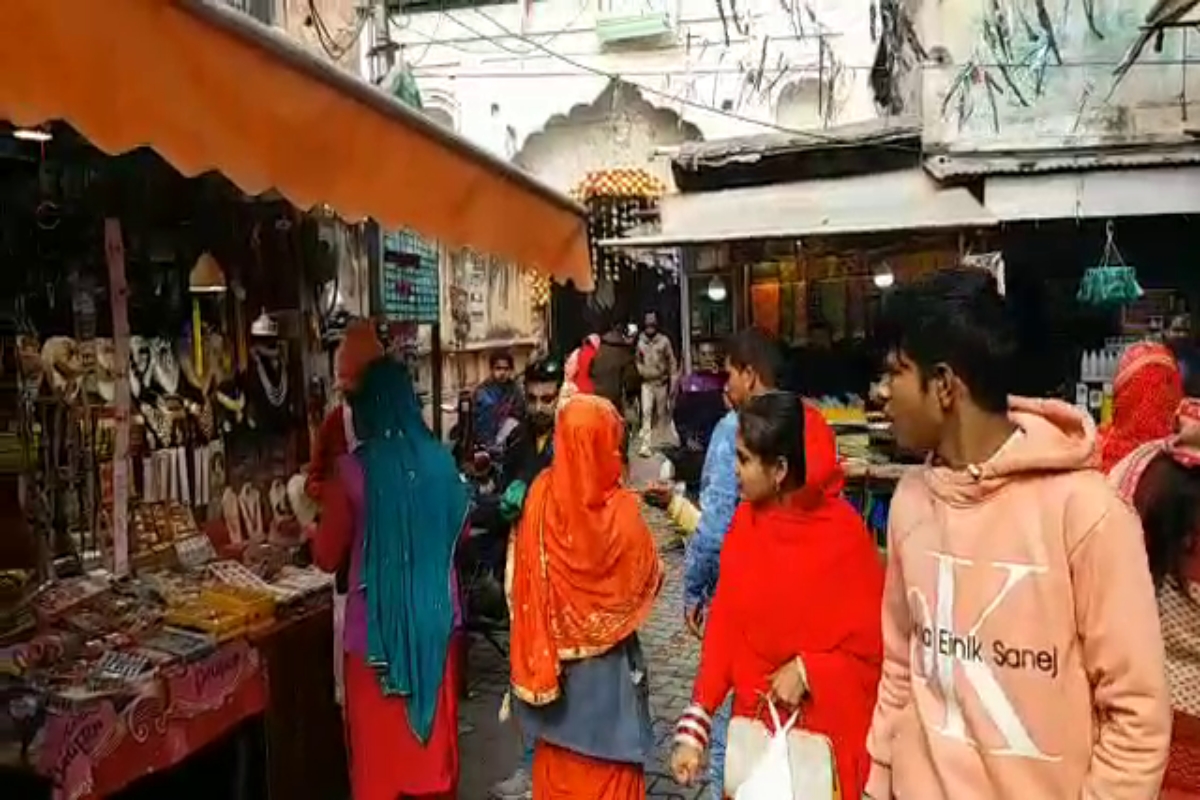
left=1100, top=382, right=1115, bottom=426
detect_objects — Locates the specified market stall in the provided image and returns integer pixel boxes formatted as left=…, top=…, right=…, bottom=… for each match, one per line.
left=0, top=2, right=589, bottom=797
left=601, top=124, right=997, bottom=544
left=0, top=136, right=355, bottom=799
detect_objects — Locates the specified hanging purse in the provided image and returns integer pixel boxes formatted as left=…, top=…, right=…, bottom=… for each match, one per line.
left=725, top=697, right=839, bottom=800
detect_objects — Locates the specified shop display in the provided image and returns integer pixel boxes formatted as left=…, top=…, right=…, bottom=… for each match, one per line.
left=0, top=167, right=336, bottom=800
left=1, top=521, right=332, bottom=794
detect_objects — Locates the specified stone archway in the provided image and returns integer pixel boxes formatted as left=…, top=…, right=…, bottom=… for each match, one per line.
left=514, top=79, right=703, bottom=195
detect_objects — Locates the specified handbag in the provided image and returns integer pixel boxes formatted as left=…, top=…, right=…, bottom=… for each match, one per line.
left=725, top=697, right=839, bottom=800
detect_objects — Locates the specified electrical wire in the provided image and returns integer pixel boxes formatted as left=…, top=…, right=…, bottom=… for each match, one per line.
left=464, top=6, right=920, bottom=146
left=307, top=0, right=367, bottom=62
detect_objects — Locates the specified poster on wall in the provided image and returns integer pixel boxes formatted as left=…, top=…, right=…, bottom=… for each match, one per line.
left=443, top=249, right=540, bottom=346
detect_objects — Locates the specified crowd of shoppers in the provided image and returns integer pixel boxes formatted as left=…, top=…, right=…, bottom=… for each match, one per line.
left=303, top=263, right=1200, bottom=800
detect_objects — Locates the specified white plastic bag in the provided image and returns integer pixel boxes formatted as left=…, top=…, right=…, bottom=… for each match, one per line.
left=734, top=701, right=796, bottom=800
left=727, top=698, right=839, bottom=800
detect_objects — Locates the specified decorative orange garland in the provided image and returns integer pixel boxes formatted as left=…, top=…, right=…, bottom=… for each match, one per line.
left=570, top=168, right=666, bottom=202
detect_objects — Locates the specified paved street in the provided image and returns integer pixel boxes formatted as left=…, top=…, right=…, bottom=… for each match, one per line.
left=457, top=454, right=709, bottom=799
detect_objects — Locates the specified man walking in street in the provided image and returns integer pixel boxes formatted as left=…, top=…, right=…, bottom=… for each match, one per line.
left=865, top=268, right=1169, bottom=799
left=485, top=357, right=564, bottom=800
left=646, top=328, right=784, bottom=800
left=636, top=310, right=677, bottom=457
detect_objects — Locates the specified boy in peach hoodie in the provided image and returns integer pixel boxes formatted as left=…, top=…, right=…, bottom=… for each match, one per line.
left=865, top=268, right=1171, bottom=800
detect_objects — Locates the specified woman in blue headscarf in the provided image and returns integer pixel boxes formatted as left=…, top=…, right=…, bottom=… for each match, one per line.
left=309, top=356, right=469, bottom=800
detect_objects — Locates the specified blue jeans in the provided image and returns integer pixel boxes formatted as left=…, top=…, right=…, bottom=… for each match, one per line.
left=709, top=699, right=731, bottom=800
left=519, top=737, right=535, bottom=771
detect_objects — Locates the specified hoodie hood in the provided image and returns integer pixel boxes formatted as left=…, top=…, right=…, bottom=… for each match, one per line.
left=925, top=396, right=1099, bottom=506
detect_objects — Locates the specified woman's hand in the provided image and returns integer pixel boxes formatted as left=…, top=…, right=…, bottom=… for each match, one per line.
left=670, top=741, right=705, bottom=786
left=768, top=656, right=809, bottom=707
left=642, top=481, right=673, bottom=509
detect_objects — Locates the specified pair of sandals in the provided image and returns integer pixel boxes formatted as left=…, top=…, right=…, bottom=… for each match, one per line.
left=223, top=484, right=263, bottom=546
left=222, top=480, right=291, bottom=545
left=129, top=337, right=181, bottom=399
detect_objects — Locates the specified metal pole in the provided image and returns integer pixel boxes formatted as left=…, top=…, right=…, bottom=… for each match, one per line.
left=371, top=0, right=397, bottom=82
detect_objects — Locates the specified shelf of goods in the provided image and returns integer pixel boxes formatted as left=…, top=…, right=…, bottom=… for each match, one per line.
left=0, top=531, right=334, bottom=800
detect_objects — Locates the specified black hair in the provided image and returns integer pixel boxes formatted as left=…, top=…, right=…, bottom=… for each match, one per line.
left=876, top=267, right=1016, bottom=414
left=725, top=328, right=785, bottom=389
left=489, top=350, right=515, bottom=370
left=524, top=356, right=564, bottom=387
left=738, top=391, right=806, bottom=488
left=1136, top=454, right=1200, bottom=597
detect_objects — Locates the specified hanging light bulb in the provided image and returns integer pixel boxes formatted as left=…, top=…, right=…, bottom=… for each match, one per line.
left=12, top=127, right=52, bottom=143
left=707, top=276, right=728, bottom=302
left=873, top=268, right=896, bottom=290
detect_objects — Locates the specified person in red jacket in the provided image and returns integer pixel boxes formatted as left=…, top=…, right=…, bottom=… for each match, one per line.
left=305, top=320, right=384, bottom=501
left=670, top=392, right=884, bottom=798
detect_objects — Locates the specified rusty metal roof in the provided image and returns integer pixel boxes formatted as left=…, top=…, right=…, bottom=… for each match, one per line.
left=673, top=115, right=921, bottom=170
left=924, top=143, right=1200, bottom=180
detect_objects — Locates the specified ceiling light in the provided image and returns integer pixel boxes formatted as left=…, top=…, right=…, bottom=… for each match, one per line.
left=706, top=276, right=728, bottom=302
left=188, top=252, right=228, bottom=294
left=873, top=269, right=895, bottom=290
left=12, top=127, right=51, bottom=143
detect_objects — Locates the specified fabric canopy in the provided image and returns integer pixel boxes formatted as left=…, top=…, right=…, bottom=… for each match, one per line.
left=0, top=0, right=592, bottom=289
left=597, top=168, right=996, bottom=249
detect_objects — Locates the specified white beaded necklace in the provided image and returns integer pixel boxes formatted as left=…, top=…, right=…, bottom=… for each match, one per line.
left=252, top=346, right=288, bottom=408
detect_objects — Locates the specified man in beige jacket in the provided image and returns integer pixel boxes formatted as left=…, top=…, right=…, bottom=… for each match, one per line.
left=635, top=310, right=677, bottom=457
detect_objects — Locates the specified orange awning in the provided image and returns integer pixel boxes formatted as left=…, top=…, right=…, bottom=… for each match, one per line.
left=0, top=0, right=592, bottom=289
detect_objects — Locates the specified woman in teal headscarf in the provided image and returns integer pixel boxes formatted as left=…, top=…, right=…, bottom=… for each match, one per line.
left=309, top=356, right=469, bottom=800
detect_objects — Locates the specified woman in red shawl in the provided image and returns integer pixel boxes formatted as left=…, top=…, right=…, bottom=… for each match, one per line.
left=670, top=392, right=884, bottom=798
left=508, top=393, right=663, bottom=799
left=1100, top=341, right=1183, bottom=472
left=1109, top=398, right=1200, bottom=798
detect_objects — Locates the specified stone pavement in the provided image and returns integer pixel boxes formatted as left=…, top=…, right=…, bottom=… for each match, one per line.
left=457, top=454, right=709, bottom=800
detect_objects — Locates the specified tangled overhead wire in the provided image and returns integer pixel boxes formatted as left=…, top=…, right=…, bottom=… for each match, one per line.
left=306, top=0, right=366, bottom=62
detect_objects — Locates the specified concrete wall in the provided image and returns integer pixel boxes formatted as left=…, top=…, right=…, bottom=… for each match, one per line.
left=278, top=0, right=364, bottom=72
left=376, top=0, right=884, bottom=187
left=916, top=0, right=1200, bottom=152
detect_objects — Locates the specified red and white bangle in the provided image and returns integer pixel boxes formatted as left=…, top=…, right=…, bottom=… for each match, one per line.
left=673, top=703, right=712, bottom=751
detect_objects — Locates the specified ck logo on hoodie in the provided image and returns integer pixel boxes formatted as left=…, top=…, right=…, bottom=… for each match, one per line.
left=908, top=551, right=1062, bottom=762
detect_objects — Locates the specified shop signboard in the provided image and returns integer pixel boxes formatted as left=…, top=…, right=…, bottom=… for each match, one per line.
left=379, top=230, right=440, bottom=325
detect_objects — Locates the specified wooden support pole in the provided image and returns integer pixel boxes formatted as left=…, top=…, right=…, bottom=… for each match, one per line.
left=104, top=218, right=132, bottom=577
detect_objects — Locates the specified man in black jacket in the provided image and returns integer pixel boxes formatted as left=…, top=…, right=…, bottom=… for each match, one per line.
left=466, top=357, right=563, bottom=581
left=476, top=357, right=563, bottom=800
left=591, top=321, right=637, bottom=412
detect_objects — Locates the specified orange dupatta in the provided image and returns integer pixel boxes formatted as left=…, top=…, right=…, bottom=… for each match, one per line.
left=508, top=394, right=662, bottom=705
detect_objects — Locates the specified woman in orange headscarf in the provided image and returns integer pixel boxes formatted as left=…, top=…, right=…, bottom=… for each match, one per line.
left=507, top=393, right=663, bottom=800
left=1100, top=341, right=1183, bottom=473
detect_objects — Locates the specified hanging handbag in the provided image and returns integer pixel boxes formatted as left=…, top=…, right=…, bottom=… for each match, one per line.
left=725, top=697, right=839, bottom=800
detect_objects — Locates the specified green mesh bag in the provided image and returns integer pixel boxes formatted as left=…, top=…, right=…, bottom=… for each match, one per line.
left=1077, top=222, right=1143, bottom=307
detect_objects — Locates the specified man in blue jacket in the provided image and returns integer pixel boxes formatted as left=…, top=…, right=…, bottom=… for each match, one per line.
left=648, top=328, right=784, bottom=799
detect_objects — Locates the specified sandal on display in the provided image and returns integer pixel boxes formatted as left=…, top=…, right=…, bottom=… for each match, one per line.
left=223, top=487, right=244, bottom=545
left=239, top=484, right=265, bottom=543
